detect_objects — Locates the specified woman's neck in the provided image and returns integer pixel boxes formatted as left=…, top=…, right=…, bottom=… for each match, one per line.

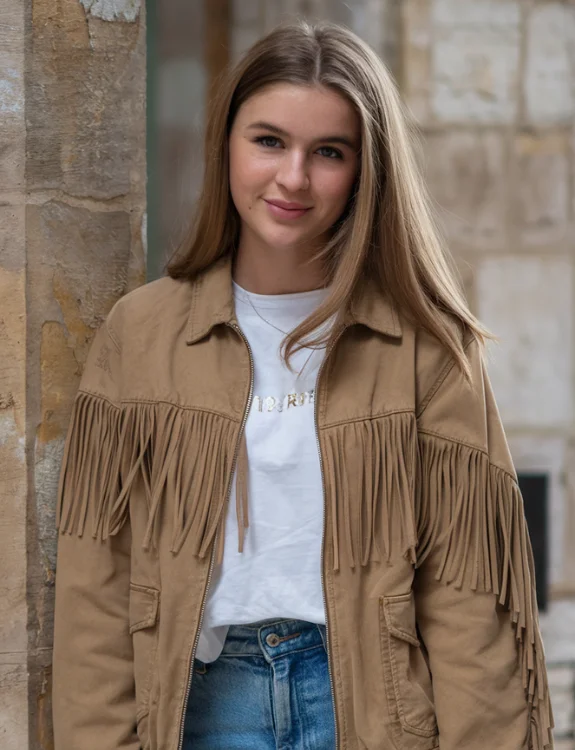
left=233, top=242, right=326, bottom=295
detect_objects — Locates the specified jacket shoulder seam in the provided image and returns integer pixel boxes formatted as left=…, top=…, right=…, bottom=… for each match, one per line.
left=418, top=428, right=516, bottom=482
left=121, top=397, right=242, bottom=423
left=416, top=336, right=475, bottom=419
left=322, top=408, right=413, bottom=430
left=77, top=388, right=120, bottom=409
left=105, top=319, right=122, bottom=354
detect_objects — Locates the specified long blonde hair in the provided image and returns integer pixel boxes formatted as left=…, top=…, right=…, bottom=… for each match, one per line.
left=168, top=20, right=490, bottom=377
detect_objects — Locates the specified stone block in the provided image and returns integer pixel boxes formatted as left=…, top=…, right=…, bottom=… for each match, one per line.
left=524, top=3, right=575, bottom=126
left=27, top=0, right=145, bottom=199
left=424, top=129, right=509, bottom=250
left=515, top=132, right=570, bottom=248
left=477, top=256, right=573, bottom=429
left=26, top=201, right=131, bottom=356
left=507, top=436, right=567, bottom=587
left=431, top=0, right=520, bottom=123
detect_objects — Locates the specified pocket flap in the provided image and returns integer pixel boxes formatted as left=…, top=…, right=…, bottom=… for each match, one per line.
left=129, top=584, right=160, bottom=634
left=382, top=594, right=421, bottom=648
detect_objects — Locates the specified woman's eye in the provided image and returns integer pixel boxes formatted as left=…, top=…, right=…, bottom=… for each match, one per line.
left=317, top=146, right=343, bottom=160
left=254, top=137, right=342, bottom=160
left=255, top=136, right=282, bottom=148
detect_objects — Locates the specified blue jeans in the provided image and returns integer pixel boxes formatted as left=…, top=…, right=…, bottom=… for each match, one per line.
left=184, top=618, right=337, bottom=749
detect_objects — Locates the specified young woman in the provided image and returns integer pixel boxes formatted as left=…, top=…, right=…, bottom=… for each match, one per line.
left=52, top=20, right=553, bottom=750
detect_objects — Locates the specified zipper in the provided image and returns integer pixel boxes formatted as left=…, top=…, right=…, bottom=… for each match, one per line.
left=176, top=322, right=255, bottom=750
left=315, top=325, right=346, bottom=750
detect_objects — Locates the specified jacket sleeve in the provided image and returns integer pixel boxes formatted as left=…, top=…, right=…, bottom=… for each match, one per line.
left=53, top=312, right=140, bottom=749
left=414, top=338, right=553, bottom=750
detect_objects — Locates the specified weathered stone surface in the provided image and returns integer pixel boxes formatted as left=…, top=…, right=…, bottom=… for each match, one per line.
left=0, top=4, right=24, bottom=196
left=0, top=204, right=25, bottom=273
left=424, top=129, right=509, bottom=249
left=431, top=0, right=520, bottom=123
left=524, top=3, right=575, bottom=126
left=0, top=662, right=28, bottom=750
left=27, top=201, right=131, bottom=358
left=0, top=267, right=27, bottom=655
left=0, top=138, right=24, bottom=197
left=0, top=52, right=24, bottom=122
left=507, top=435, right=567, bottom=587
left=80, top=0, right=141, bottom=23
left=477, top=256, right=573, bottom=428
left=515, top=131, right=570, bottom=248
left=27, top=0, right=146, bottom=199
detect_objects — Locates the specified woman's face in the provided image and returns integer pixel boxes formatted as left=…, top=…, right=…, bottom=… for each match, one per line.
left=228, top=83, right=361, bottom=258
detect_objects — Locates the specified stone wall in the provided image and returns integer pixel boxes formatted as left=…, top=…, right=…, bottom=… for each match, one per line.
left=0, top=1, right=146, bottom=748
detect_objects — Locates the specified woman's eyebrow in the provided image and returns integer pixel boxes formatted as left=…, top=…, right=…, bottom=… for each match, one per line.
left=246, top=121, right=357, bottom=149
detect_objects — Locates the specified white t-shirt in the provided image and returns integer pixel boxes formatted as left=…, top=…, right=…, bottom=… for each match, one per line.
left=196, top=281, right=330, bottom=663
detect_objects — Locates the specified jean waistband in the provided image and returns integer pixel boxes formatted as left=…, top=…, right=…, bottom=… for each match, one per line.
left=220, top=618, right=327, bottom=661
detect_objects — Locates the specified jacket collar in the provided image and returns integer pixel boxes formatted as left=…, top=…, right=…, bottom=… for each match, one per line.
left=186, top=254, right=402, bottom=344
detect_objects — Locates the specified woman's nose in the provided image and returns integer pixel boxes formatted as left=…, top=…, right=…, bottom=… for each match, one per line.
left=276, top=151, right=310, bottom=192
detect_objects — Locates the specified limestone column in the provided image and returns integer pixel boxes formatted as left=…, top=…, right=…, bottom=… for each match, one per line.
left=0, top=1, right=146, bottom=748
left=0, top=1, right=28, bottom=747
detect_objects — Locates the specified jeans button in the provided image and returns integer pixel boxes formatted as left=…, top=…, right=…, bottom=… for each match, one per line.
left=266, top=633, right=280, bottom=647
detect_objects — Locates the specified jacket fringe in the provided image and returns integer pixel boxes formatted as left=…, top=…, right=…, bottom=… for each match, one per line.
left=56, top=392, right=238, bottom=558
left=322, top=411, right=418, bottom=572
left=416, top=433, right=554, bottom=750
left=57, top=395, right=553, bottom=746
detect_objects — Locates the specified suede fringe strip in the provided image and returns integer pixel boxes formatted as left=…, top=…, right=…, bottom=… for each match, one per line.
left=56, top=392, right=239, bottom=557
left=416, top=433, right=553, bottom=750
left=322, top=411, right=418, bottom=572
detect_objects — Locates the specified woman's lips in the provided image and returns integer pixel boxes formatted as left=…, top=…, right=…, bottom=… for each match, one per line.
left=264, top=200, right=311, bottom=220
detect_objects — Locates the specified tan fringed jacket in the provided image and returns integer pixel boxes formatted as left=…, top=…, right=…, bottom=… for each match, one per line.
left=52, top=256, right=553, bottom=750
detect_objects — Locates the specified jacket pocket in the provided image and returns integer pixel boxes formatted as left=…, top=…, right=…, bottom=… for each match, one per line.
left=129, top=583, right=160, bottom=732
left=379, top=594, right=438, bottom=748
